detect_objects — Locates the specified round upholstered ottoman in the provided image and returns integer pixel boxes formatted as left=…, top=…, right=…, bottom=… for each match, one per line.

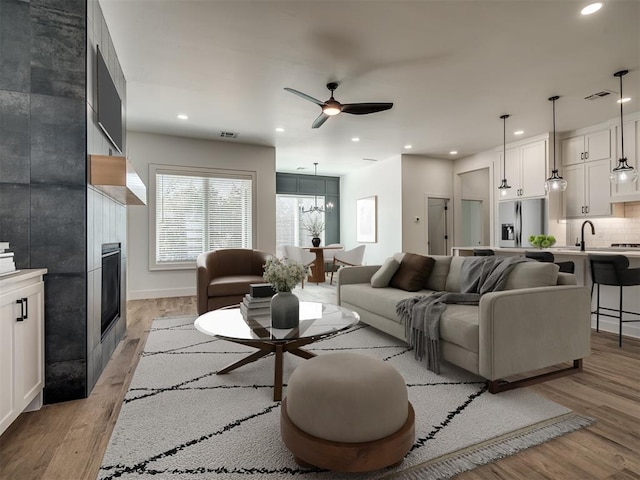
left=280, top=352, right=415, bottom=472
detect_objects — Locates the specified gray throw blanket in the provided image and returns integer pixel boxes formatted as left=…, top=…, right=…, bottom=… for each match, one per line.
left=396, top=256, right=529, bottom=374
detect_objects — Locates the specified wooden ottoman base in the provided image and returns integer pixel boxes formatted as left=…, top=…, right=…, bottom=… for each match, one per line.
left=280, top=398, right=415, bottom=473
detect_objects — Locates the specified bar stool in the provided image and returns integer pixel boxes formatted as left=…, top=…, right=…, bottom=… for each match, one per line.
left=588, top=254, right=640, bottom=347
left=525, top=251, right=575, bottom=274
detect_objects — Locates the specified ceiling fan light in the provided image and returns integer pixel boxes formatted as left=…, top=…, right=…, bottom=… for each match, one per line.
left=610, top=159, right=639, bottom=184
left=545, top=170, right=568, bottom=192
left=323, top=104, right=341, bottom=116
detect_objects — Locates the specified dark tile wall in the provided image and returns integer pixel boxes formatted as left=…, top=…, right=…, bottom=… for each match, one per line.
left=0, top=0, right=127, bottom=403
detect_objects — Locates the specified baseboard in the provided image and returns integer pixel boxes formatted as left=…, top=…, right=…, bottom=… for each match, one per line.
left=591, top=316, right=640, bottom=339
left=127, top=287, right=196, bottom=300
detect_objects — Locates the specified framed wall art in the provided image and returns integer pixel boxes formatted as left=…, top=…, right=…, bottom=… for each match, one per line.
left=356, top=196, right=377, bottom=243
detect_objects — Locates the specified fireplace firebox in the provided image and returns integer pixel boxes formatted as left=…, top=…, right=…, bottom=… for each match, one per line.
left=101, top=243, right=121, bottom=339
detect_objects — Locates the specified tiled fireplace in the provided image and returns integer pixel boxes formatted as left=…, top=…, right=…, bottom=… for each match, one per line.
left=0, top=0, right=128, bottom=402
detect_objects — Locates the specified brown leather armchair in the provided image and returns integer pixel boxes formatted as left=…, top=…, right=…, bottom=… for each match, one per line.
left=196, top=248, right=273, bottom=314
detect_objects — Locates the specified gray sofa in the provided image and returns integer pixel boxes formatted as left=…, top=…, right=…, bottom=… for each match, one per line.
left=338, top=254, right=591, bottom=392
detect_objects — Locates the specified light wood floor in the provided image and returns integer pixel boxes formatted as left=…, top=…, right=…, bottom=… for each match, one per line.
left=1, top=285, right=639, bottom=480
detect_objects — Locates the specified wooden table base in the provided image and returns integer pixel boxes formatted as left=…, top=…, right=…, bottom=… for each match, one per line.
left=216, top=337, right=317, bottom=401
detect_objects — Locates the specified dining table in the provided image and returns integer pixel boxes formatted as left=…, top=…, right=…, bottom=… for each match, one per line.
left=303, top=245, right=342, bottom=283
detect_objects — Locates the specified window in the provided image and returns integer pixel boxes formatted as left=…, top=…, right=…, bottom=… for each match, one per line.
left=275, top=195, right=325, bottom=257
left=150, top=164, right=256, bottom=270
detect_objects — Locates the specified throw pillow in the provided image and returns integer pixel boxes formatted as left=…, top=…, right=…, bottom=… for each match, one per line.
left=504, top=262, right=560, bottom=290
left=389, top=253, right=435, bottom=292
left=370, top=257, right=401, bottom=288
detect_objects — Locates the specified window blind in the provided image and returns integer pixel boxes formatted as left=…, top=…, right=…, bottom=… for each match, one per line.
left=155, top=170, right=253, bottom=263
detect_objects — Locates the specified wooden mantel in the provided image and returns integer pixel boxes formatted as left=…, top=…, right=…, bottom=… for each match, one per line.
left=89, top=155, right=147, bottom=206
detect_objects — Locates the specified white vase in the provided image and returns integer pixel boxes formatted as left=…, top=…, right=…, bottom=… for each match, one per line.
left=270, top=291, right=299, bottom=329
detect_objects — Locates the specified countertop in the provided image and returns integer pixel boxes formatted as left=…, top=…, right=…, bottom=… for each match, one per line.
left=452, top=246, right=640, bottom=258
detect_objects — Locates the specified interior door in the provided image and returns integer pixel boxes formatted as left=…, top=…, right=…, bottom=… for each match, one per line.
left=461, top=200, right=483, bottom=246
left=427, top=198, right=448, bottom=255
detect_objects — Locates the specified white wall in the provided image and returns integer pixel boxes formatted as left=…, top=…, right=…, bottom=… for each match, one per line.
left=341, top=157, right=403, bottom=265
left=401, top=155, right=454, bottom=255
left=126, top=131, right=276, bottom=299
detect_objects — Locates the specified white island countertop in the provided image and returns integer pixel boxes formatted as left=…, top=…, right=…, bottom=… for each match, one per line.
left=452, top=246, right=640, bottom=258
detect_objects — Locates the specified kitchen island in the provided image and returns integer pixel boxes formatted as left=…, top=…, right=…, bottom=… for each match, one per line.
left=452, top=246, right=640, bottom=341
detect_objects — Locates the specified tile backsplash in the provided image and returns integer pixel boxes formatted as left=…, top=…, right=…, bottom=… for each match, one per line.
left=566, top=202, right=640, bottom=247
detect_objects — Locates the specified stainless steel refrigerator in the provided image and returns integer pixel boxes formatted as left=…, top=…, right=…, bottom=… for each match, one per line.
left=498, top=199, right=546, bottom=248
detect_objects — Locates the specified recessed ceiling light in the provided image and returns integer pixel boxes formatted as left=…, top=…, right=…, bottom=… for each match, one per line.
left=581, top=3, right=602, bottom=15
left=617, top=97, right=631, bottom=104
left=351, top=137, right=360, bottom=142
left=275, top=127, right=285, bottom=132
left=404, top=144, right=413, bottom=149
left=177, top=114, right=188, bottom=120
left=514, top=130, right=524, bottom=136
left=449, top=151, right=458, bottom=155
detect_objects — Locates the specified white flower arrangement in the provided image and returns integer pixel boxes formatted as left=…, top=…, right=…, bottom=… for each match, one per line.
left=263, top=257, right=309, bottom=293
left=302, top=214, right=325, bottom=237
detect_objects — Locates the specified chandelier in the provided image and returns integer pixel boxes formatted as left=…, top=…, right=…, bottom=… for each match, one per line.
left=300, top=163, right=334, bottom=214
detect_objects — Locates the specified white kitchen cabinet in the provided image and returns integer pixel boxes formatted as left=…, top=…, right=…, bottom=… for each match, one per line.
left=563, top=159, right=621, bottom=217
left=561, top=128, right=611, bottom=166
left=498, top=139, right=547, bottom=200
left=0, top=269, right=46, bottom=436
left=611, top=115, right=640, bottom=201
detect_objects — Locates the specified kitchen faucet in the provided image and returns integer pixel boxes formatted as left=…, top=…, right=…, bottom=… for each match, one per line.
left=580, top=220, right=595, bottom=252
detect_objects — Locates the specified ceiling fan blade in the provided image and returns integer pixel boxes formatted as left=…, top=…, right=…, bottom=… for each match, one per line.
left=312, top=113, right=330, bottom=129
left=341, top=103, right=393, bottom=115
left=284, top=87, right=324, bottom=106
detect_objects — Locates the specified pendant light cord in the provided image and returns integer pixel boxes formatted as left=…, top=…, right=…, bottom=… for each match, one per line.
left=501, top=114, right=509, bottom=179
left=552, top=98, right=556, bottom=170
left=619, top=73, right=625, bottom=159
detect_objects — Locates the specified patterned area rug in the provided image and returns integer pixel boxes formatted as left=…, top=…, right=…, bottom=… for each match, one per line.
left=98, top=316, right=592, bottom=480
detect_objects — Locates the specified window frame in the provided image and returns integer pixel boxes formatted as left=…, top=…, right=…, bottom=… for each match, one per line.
left=148, top=163, right=257, bottom=271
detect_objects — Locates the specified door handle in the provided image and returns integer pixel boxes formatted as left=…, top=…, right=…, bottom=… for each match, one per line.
left=581, top=206, right=585, bottom=214
left=581, top=152, right=584, bottom=160
left=585, top=206, right=589, bottom=214
left=16, top=298, right=27, bottom=321
left=585, top=151, right=589, bottom=160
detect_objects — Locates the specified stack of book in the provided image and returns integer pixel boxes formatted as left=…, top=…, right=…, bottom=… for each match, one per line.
left=0, top=242, right=16, bottom=276
left=240, top=294, right=272, bottom=318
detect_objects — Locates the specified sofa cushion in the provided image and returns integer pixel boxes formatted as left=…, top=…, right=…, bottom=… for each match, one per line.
left=341, top=284, right=434, bottom=322
left=208, top=275, right=266, bottom=296
left=504, top=262, right=559, bottom=290
left=390, top=253, right=435, bottom=292
left=426, top=256, right=453, bottom=291
left=444, top=256, right=465, bottom=292
left=371, top=258, right=401, bottom=288
left=439, top=305, right=479, bottom=354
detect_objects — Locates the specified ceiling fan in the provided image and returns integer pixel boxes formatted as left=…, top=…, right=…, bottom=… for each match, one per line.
left=284, top=82, right=393, bottom=128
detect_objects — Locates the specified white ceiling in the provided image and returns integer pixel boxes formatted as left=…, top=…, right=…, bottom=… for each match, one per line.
left=100, top=0, right=640, bottom=177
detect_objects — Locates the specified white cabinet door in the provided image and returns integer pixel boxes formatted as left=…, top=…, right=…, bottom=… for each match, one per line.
left=500, top=148, right=520, bottom=200
left=562, top=136, right=585, bottom=166
left=14, top=283, right=44, bottom=406
left=521, top=140, right=547, bottom=198
left=562, top=128, right=611, bottom=166
left=586, top=160, right=613, bottom=216
left=0, top=294, right=16, bottom=434
left=585, top=129, right=611, bottom=162
left=0, top=273, right=45, bottom=436
left=563, top=164, right=585, bottom=217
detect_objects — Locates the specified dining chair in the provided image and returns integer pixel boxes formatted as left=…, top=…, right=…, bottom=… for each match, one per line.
left=283, top=245, right=316, bottom=288
left=330, top=245, right=366, bottom=285
left=323, top=244, right=344, bottom=277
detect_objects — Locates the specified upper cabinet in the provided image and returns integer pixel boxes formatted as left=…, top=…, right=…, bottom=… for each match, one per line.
left=561, top=128, right=611, bottom=166
left=611, top=113, right=640, bottom=202
left=498, top=138, right=547, bottom=200
left=563, top=160, right=616, bottom=217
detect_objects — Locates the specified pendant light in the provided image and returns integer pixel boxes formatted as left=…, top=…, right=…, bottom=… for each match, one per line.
left=299, top=163, right=334, bottom=214
left=498, top=114, right=511, bottom=196
left=544, top=96, right=568, bottom=192
left=610, top=69, right=638, bottom=184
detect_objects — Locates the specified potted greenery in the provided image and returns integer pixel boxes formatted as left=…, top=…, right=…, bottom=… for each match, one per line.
left=528, top=234, right=556, bottom=249
left=302, top=214, right=325, bottom=247
left=262, top=257, right=308, bottom=328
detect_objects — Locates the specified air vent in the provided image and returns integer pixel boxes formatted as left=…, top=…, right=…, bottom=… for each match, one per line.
left=296, top=166, right=306, bottom=170
left=584, top=90, right=616, bottom=101
left=219, top=131, right=238, bottom=139
left=362, top=158, right=378, bottom=162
